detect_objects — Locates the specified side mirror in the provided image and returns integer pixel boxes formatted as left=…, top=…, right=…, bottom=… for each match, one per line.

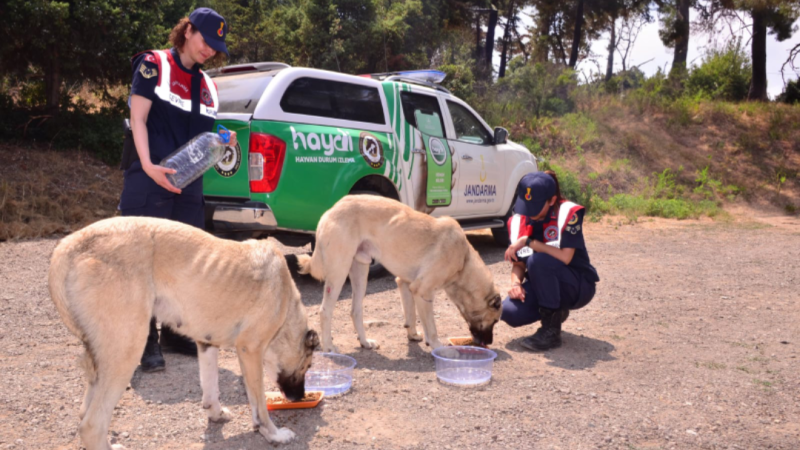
left=493, top=127, right=508, bottom=145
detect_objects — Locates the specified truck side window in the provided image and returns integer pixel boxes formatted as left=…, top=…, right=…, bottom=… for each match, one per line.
left=446, top=101, right=492, bottom=145
left=280, top=77, right=386, bottom=125
left=400, top=92, right=446, bottom=136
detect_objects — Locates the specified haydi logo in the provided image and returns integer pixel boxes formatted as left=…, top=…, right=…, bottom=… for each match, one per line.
left=290, top=127, right=354, bottom=156
left=525, top=188, right=532, bottom=200
left=217, top=22, right=224, bottom=37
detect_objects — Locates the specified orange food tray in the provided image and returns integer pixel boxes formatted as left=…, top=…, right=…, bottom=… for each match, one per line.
left=265, top=391, right=324, bottom=411
left=447, top=336, right=476, bottom=346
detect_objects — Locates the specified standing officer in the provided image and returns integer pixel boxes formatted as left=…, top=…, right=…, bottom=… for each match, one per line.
left=501, top=171, right=600, bottom=351
left=121, top=7, right=237, bottom=372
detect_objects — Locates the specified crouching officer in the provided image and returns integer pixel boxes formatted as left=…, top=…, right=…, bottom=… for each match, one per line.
left=501, top=171, right=600, bottom=351
left=120, top=7, right=237, bottom=372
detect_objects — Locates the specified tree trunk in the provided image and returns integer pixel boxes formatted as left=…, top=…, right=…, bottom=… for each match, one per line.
left=486, top=9, right=498, bottom=68
left=670, top=0, right=690, bottom=76
left=747, top=8, right=768, bottom=101
left=534, top=13, right=552, bottom=63
left=45, top=50, right=61, bottom=115
left=568, top=0, right=585, bottom=68
left=498, top=1, right=515, bottom=78
left=606, top=14, right=616, bottom=82
left=475, top=14, right=482, bottom=61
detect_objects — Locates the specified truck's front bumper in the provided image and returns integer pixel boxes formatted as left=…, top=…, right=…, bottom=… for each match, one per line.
left=206, top=200, right=277, bottom=232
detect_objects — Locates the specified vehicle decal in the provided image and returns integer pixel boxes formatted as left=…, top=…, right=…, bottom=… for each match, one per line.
left=214, top=143, right=241, bottom=177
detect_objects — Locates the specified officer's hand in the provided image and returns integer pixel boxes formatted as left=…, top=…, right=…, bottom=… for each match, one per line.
left=143, top=164, right=182, bottom=194
left=509, top=285, right=525, bottom=301
left=228, top=131, right=238, bottom=148
left=504, top=237, right=526, bottom=262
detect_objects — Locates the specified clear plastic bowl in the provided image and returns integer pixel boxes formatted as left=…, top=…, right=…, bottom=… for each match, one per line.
left=432, top=346, right=498, bottom=386
left=304, top=352, right=357, bottom=397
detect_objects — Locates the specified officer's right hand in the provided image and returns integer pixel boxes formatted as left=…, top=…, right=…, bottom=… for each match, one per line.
left=509, top=285, right=525, bottom=301
left=143, top=164, right=182, bottom=194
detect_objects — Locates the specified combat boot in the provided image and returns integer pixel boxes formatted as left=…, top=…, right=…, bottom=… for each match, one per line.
left=521, top=307, right=563, bottom=351
left=140, top=318, right=165, bottom=373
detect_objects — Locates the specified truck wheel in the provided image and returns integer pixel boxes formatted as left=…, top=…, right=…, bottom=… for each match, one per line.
left=491, top=205, right=513, bottom=248
left=349, top=190, right=389, bottom=279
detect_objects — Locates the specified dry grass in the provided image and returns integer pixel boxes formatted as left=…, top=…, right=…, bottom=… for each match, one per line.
left=0, top=143, right=123, bottom=241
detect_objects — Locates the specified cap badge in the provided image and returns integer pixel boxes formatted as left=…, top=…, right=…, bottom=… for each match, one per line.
left=525, top=187, right=531, bottom=201
left=217, top=21, right=224, bottom=37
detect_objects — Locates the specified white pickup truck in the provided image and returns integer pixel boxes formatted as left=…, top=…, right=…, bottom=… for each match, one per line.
left=203, top=65, right=538, bottom=251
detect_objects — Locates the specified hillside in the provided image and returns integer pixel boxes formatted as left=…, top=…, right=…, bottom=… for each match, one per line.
left=1, top=100, right=798, bottom=241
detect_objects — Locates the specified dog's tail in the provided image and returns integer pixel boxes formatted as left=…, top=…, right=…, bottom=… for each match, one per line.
left=297, top=250, right=325, bottom=281
left=49, top=238, right=102, bottom=384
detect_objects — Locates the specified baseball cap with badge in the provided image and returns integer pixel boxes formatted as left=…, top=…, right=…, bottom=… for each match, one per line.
left=189, top=7, right=229, bottom=57
left=514, top=172, right=556, bottom=218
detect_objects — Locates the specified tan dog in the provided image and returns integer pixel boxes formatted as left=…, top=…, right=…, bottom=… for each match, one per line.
left=297, top=195, right=502, bottom=352
left=48, top=217, right=319, bottom=450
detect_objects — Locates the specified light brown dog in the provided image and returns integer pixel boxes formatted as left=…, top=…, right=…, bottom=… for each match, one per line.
left=48, top=217, right=319, bottom=450
left=297, top=195, right=502, bottom=352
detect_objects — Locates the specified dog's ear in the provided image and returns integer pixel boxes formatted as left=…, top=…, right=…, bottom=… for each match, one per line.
left=305, top=330, right=320, bottom=349
left=489, top=294, right=502, bottom=310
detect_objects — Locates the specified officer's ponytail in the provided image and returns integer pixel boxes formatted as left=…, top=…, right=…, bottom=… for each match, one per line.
left=544, top=170, right=564, bottom=205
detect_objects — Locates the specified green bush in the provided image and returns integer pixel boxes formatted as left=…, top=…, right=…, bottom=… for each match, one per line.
left=0, top=86, right=126, bottom=165
left=686, top=40, right=751, bottom=101
left=777, top=79, right=800, bottom=105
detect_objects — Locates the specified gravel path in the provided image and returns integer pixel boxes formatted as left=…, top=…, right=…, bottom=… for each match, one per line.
left=0, top=215, right=798, bottom=450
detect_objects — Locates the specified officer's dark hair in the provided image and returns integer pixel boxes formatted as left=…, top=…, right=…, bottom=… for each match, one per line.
left=169, top=17, right=226, bottom=66
left=544, top=170, right=564, bottom=205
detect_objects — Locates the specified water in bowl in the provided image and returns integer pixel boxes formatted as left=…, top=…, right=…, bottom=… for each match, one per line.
left=305, top=373, right=352, bottom=397
left=437, top=367, right=493, bottom=386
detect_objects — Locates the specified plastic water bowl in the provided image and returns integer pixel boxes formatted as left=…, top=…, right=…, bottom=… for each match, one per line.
left=304, top=352, right=356, bottom=397
left=432, top=346, right=498, bottom=386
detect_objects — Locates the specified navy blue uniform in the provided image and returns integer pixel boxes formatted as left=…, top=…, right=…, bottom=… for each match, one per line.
left=501, top=203, right=599, bottom=328
left=119, top=48, right=219, bottom=228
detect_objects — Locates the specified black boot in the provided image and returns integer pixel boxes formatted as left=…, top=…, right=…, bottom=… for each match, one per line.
left=160, top=325, right=198, bottom=357
left=140, top=318, right=165, bottom=373
left=521, top=307, right=563, bottom=351
left=560, top=309, right=570, bottom=324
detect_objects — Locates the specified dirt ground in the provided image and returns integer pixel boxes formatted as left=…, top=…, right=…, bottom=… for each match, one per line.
left=1, top=213, right=799, bottom=450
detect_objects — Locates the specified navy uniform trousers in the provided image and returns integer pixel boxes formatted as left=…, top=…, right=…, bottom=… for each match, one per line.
left=501, top=252, right=596, bottom=328
left=118, top=166, right=205, bottom=228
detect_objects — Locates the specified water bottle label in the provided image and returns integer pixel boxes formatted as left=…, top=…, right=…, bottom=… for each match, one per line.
left=188, top=146, right=204, bottom=164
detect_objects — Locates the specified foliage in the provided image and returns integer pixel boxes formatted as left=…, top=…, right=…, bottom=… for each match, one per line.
left=686, top=40, right=752, bottom=101
left=777, top=79, right=800, bottom=104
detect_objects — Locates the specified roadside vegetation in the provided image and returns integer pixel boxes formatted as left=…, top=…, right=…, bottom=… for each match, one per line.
left=1, top=0, right=798, bottom=240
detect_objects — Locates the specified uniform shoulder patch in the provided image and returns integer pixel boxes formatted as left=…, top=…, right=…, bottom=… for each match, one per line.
left=568, top=212, right=580, bottom=225
left=139, top=63, right=158, bottom=79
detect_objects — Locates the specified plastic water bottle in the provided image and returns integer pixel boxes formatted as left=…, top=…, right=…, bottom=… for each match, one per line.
left=159, top=125, right=232, bottom=189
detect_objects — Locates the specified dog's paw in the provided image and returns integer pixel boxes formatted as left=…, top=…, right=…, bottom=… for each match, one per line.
left=322, top=344, right=339, bottom=353
left=260, top=426, right=296, bottom=444
left=360, top=339, right=380, bottom=350
left=407, top=332, right=423, bottom=342
left=111, top=444, right=128, bottom=450
left=428, top=340, right=445, bottom=350
left=208, top=406, right=233, bottom=423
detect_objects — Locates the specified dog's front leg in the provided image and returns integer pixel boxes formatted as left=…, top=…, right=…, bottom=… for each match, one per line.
left=397, top=278, right=422, bottom=342
left=197, top=344, right=233, bottom=423
left=237, top=345, right=295, bottom=444
left=411, top=292, right=445, bottom=350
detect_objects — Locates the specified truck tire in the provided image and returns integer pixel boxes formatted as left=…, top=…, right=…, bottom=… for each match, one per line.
left=491, top=204, right=513, bottom=248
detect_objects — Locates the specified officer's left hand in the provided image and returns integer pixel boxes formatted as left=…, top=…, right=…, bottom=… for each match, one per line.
left=228, top=131, right=238, bottom=148
left=504, top=237, right=527, bottom=262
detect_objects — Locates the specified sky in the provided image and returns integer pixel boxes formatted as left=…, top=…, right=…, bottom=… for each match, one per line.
left=491, top=7, right=800, bottom=99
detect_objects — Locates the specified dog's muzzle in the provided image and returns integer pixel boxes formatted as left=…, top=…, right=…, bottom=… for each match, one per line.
left=469, top=323, right=494, bottom=347
left=277, top=370, right=306, bottom=402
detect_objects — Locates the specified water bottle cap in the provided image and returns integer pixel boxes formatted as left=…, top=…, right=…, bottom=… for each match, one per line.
left=217, top=125, right=231, bottom=144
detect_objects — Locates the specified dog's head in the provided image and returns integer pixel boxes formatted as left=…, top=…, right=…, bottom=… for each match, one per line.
left=264, top=287, right=320, bottom=402
left=445, top=248, right=502, bottom=347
